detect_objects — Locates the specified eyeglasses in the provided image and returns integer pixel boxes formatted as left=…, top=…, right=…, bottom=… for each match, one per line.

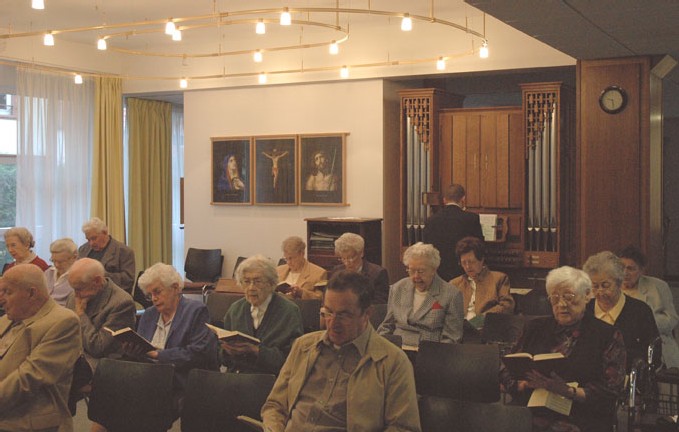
left=319, top=307, right=358, bottom=321
left=591, top=280, right=616, bottom=292
left=340, top=255, right=360, bottom=263
left=406, top=268, right=429, bottom=275
left=241, top=278, right=266, bottom=287
left=547, top=293, right=578, bottom=305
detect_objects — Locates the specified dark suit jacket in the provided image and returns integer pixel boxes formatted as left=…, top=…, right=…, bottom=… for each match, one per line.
left=331, top=259, right=390, bottom=304
left=587, top=294, right=659, bottom=369
left=79, top=236, right=136, bottom=292
left=422, top=204, right=483, bottom=281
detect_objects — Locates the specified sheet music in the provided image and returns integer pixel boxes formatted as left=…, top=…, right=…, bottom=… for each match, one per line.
left=479, top=214, right=498, bottom=241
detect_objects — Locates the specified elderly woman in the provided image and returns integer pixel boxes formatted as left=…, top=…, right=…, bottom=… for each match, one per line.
left=276, top=236, right=327, bottom=300
left=222, top=254, right=303, bottom=374
left=45, top=237, right=78, bottom=305
left=583, top=251, right=659, bottom=367
left=2, top=227, right=49, bottom=274
left=127, top=263, right=218, bottom=390
left=618, top=245, right=679, bottom=368
left=450, top=237, right=514, bottom=324
left=377, top=242, right=463, bottom=346
left=501, top=266, right=626, bottom=432
left=332, top=232, right=390, bottom=304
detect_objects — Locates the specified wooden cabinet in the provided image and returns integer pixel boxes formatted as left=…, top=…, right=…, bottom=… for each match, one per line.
left=305, top=217, right=382, bottom=271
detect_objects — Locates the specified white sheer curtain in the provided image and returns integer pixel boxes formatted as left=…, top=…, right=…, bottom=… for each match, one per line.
left=171, top=105, right=184, bottom=271
left=16, top=69, right=94, bottom=259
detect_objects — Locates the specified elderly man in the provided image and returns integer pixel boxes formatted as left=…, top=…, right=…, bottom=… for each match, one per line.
left=66, top=258, right=136, bottom=370
left=276, top=236, right=327, bottom=300
left=331, top=232, right=390, bottom=304
left=261, top=271, right=421, bottom=431
left=0, top=264, right=82, bottom=432
left=78, top=217, right=136, bottom=292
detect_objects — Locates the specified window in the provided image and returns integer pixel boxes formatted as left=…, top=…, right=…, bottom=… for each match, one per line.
left=0, top=94, right=17, bottom=268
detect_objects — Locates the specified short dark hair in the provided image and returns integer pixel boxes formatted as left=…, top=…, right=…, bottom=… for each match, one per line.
left=618, top=244, right=647, bottom=268
left=325, top=270, right=373, bottom=311
left=444, top=184, right=466, bottom=202
left=455, top=236, right=486, bottom=261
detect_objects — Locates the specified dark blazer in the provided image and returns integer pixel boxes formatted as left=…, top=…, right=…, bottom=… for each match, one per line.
left=331, top=259, right=390, bottom=304
left=79, top=236, right=136, bottom=292
left=586, top=294, right=659, bottom=368
left=137, top=296, right=219, bottom=390
left=423, top=204, right=483, bottom=281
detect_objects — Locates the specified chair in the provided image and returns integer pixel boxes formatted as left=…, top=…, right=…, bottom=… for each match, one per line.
left=482, top=313, right=525, bottom=355
left=418, top=396, right=532, bottom=432
left=232, top=256, right=247, bottom=278
left=415, top=340, right=500, bottom=403
left=184, top=248, right=224, bottom=285
left=515, top=288, right=552, bottom=316
left=132, top=270, right=152, bottom=310
left=370, top=303, right=388, bottom=329
left=206, top=292, right=244, bottom=327
left=181, top=369, right=276, bottom=432
left=87, top=358, right=175, bottom=432
left=291, top=298, right=321, bottom=333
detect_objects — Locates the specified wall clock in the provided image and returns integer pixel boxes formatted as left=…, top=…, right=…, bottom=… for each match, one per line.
left=599, top=85, right=627, bottom=114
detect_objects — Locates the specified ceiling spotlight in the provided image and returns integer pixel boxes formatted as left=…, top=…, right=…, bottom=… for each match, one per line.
left=74, top=74, right=83, bottom=84
left=31, top=0, right=45, bottom=10
left=43, top=33, right=54, bottom=46
left=97, top=38, right=107, bottom=50
left=436, top=57, right=446, bottom=71
left=165, top=20, right=176, bottom=35
left=280, top=8, right=291, bottom=26
left=256, top=19, right=266, bottom=35
left=401, top=14, right=413, bottom=31
left=258, top=73, right=267, bottom=84
left=340, top=66, right=349, bottom=79
left=254, top=50, right=263, bottom=63
left=179, top=78, right=188, bottom=89
left=329, top=41, right=339, bottom=55
left=172, top=29, right=182, bottom=41
left=480, top=40, right=489, bottom=58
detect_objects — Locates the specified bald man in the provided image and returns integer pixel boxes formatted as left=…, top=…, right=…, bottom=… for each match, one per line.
left=0, top=264, right=81, bottom=432
left=66, top=258, right=136, bottom=370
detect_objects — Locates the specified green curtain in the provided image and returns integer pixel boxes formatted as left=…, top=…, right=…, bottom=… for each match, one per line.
left=91, top=77, right=126, bottom=240
left=127, top=98, right=173, bottom=270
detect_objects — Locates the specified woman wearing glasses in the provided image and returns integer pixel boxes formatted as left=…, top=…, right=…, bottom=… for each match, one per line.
left=332, top=233, right=390, bottom=304
left=501, top=266, right=626, bottom=432
left=221, top=255, right=303, bottom=374
left=377, top=242, right=464, bottom=347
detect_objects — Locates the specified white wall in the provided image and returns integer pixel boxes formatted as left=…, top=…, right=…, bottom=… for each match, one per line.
left=184, top=79, right=385, bottom=276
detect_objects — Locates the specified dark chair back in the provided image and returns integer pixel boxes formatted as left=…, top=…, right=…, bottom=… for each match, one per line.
left=185, top=248, right=223, bottom=283
left=370, top=303, right=388, bottom=329
left=418, top=397, right=532, bottom=432
left=415, top=341, right=500, bottom=403
left=181, top=369, right=276, bottom=432
left=232, top=256, right=247, bottom=278
left=206, top=292, right=244, bottom=327
left=88, top=358, right=175, bottom=432
left=515, top=287, right=552, bottom=316
left=291, top=298, right=321, bottom=333
left=482, top=313, right=525, bottom=345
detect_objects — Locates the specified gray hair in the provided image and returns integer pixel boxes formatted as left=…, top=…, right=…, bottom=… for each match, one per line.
left=82, top=217, right=108, bottom=234
left=281, top=236, right=305, bottom=255
left=582, top=251, right=624, bottom=287
left=334, top=233, right=364, bottom=255
left=403, top=242, right=441, bottom=270
left=4, top=227, right=35, bottom=248
left=50, top=238, right=78, bottom=255
left=235, top=254, right=278, bottom=288
left=69, top=258, right=105, bottom=284
left=138, top=263, right=184, bottom=293
left=545, top=266, right=592, bottom=297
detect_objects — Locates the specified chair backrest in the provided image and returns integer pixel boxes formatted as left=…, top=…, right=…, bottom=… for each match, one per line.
left=369, top=303, right=388, bottom=329
left=184, top=248, right=224, bottom=283
left=181, top=369, right=276, bottom=432
left=482, top=313, right=525, bottom=344
left=418, top=396, right=532, bottom=432
left=232, top=256, right=248, bottom=278
left=515, top=287, right=552, bottom=316
left=415, top=340, right=500, bottom=403
left=206, top=292, right=244, bottom=327
left=291, top=298, right=321, bottom=333
left=88, top=358, right=175, bottom=432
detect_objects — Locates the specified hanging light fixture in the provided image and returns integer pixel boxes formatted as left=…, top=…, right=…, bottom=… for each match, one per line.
left=401, top=14, right=412, bottom=31
left=256, top=19, right=266, bottom=35
left=97, top=38, right=107, bottom=50
left=179, top=78, right=188, bottom=88
left=31, top=0, right=45, bottom=10
left=280, top=8, right=291, bottom=26
left=172, top=29, right=182, bottom=41
left=329, top=41, right=339, bottom=55
left=165, top=20, right=176, bottom=35
left=258, top=73, right=267, bottom=84
left=340, top=65, right=349, bottom=79
left=253, top=50, right=263, bottom=63
left=43, top=32, right=54, bottom=46
left=436, top=57, right=446, bottom=70
left=479, top=40, right=489, bottom=58
left=74, top=74, right=83, bottom=84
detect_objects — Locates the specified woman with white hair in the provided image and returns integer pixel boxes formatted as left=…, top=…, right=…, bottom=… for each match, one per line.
left=45, top=237, right=78, bottom=305
left=2, top=227, right=49, bottom=274
left=332, top=232, right=390, bottom=304
left=377, top=242, right=464, bottom=346
left=501, top=266, right=626, bottom=432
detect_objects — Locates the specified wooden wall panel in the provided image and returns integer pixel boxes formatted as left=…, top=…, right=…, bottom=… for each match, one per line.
left=509, top=112, right=524, bottom=208
left=465, top=115, right=481, bottom=208
left=496, top=114, right=510, bottom=208
left=480, top=114, right=497, bottom=207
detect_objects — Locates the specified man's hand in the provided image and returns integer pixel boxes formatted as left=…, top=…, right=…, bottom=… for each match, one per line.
left=74, top=296, right=89, bottom=316
left=121, top=341, right=157, bottom=359
left=221, top=340, right=259, bottom=357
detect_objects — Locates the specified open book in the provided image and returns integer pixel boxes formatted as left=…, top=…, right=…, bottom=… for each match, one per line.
left=104, top=326, right=156, bottom=352
left=205, top=323, right=261, bottom=345
left=275, top=282, right=293, bottom=295
left=236, top=415, right=264, bottom=431
left=502, top=352, right=567, bottom=380
left=527, top=382, right=578, bottom=416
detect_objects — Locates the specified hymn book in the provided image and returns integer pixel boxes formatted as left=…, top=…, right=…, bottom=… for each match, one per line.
left=104, top=327, right=156, bottom=352
left=527, top=382, right=578, bottom=416
left=502, top=352, right=567, bottom=380
left=205, top=323, right=261, bottom=345
left=236, top=415, right=265, bottom=431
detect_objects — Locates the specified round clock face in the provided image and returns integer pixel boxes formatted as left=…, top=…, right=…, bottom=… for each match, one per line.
left=599, top=86, right=627, bottom=114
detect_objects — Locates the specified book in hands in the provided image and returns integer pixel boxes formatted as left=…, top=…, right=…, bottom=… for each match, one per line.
left=502, top=352, right=567, bottom=380
left=205, top=323, right=261, bottom=345
left=236, top=415, right=264, bottom=432
left=104, top=326, right=156, bottom=352
left=527, top=382, right=578, bottom=416
left=275, top=282, right=293, bottom=295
